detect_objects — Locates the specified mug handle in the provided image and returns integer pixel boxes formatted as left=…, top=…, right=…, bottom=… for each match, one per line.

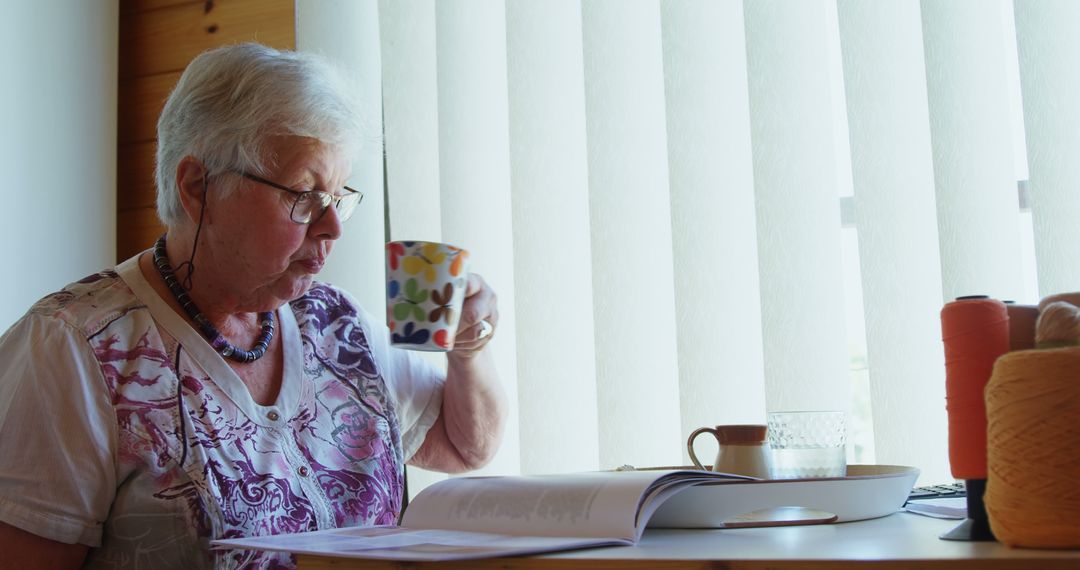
left=687, top=426, right=720, bottom=471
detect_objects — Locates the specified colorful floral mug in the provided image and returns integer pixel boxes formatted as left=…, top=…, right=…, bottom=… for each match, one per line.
left=386, top=240, right=470, bottom=351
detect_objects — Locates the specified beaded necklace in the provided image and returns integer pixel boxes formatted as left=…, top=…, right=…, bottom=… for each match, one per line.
left=153, top=235, right=275, bottom=363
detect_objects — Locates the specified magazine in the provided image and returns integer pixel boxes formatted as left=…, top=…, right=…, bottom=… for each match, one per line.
left=211, top=468, right=751, bottom=562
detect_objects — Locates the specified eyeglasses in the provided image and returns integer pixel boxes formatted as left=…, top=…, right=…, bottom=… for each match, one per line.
left=236, top=171, right=363, bottom=224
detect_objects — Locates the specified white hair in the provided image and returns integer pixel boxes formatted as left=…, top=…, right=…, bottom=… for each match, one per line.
left=155, top=43, right=367, bottom=227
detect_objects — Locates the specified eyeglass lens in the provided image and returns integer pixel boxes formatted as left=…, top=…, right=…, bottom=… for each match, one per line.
left=291, top=191, right=362, bottom=224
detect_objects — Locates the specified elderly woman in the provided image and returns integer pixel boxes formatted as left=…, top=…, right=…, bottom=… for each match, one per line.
left=0, top=43, right=506, bottom=569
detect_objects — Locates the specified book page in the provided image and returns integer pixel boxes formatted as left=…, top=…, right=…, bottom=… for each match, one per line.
left=210, top=470, right=750, bottom=561
left=213, top=526, right=626, bottom=562
left=401, top=471, right=677, bottom=541
left=904, top=497, right=966, bottom=519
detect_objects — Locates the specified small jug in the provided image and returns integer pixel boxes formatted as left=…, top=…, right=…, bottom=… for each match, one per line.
left=687, top=424, right=772, bottom=479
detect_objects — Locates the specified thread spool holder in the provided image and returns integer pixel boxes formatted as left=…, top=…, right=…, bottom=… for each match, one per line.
left=939, top=479, right=995, bottom=541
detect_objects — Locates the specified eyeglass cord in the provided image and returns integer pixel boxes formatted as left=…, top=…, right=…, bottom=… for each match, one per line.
left=175, top=177, right=209, bottom=290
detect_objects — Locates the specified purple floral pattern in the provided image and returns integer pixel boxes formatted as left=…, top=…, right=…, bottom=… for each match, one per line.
left=39, top=275, right=408, bottom=569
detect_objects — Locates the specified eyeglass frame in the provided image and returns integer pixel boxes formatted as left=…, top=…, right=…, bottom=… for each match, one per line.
left=233, top=170, right=363, bottom=224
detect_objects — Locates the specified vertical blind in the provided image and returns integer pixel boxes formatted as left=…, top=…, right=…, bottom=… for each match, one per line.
left=303, top=0, right=1080, bottom=489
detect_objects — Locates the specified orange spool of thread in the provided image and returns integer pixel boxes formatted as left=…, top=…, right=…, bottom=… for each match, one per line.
left=985, top=348, right=1080, bottom=548
left=941, top=297, right=1010, bottom=480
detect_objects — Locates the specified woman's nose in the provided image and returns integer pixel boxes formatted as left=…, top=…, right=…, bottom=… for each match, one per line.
left=309, top=203, right=344, bottom=240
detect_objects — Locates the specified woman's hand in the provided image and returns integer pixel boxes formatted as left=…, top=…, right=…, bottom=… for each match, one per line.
left=450, top=273, right=499, bottom=357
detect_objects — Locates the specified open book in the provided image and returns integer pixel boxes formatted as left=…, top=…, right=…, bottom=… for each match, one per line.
left=211, top=468, right=751, bottom=562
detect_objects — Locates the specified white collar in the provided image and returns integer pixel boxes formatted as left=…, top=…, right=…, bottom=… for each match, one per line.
left=115, top=253, right=304, bottom=427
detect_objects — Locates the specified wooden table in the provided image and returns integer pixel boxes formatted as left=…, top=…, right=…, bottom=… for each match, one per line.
left=297, top=512, right=1080, bottom=569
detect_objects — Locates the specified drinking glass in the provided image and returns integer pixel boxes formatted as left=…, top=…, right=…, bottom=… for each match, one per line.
left=767, top=411, right=846, bottom=479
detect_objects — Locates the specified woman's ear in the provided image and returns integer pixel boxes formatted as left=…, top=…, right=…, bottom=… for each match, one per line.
left=175, top=156, right=210, bottom=224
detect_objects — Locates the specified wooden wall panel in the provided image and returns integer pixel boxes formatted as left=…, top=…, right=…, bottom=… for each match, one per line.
left=121, top=0, right=200, bottom=14
left=118, top=71, right=181, bottom=144
left=118, top=207, right=169, bottom=259
left=120, top=0, right=294, bottom=79
left=116, top=0, right=294, bottom=261
left=118, top=141, right=157, bottom=211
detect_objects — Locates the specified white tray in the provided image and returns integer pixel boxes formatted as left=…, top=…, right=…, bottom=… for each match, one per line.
left=649, top=464, right=920, bottom=528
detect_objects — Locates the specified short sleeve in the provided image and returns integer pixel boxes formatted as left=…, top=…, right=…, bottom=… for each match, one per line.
left=0, top=313, right=118, bottom=546
left=356, top=306, right=445, bottom=461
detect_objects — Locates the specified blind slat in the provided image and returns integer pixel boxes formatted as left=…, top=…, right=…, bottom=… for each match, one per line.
left=583, top=0, right=683, bottom=469
left=838, top=0, right=949, bottom=483
left=435, top=0, right=521, bottom=476
left=379, top=0, right=448, bottom=495
left=922, top=0, right=1025, bottom=302
left=744, top=0, right=851, bottom=412
left=507, top=0, right=601, bottom=474
left=380, top=0, right=442, bottom=242
left=660, top=0, right=768, bottom=443
left=1015, top=1, right=1080, bottom=295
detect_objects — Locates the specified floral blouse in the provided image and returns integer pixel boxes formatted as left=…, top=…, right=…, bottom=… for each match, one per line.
left=0, top=255, right=444, bottom=569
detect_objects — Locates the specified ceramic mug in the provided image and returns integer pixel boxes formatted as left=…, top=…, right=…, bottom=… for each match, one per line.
left=687, top=424, right=772, bottom=479
left=386, top=240, right=470, bottom=351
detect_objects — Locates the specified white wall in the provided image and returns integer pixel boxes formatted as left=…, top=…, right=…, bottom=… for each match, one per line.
left=0, top=1, right=118, bottom=331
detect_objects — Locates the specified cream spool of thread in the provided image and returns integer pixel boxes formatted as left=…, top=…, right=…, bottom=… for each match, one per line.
left=1038, top=292, right=1080, bottom=313
left=985, top=347, right=1080, bottom=548
left=1035, top=301, right=1080, bottom=349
